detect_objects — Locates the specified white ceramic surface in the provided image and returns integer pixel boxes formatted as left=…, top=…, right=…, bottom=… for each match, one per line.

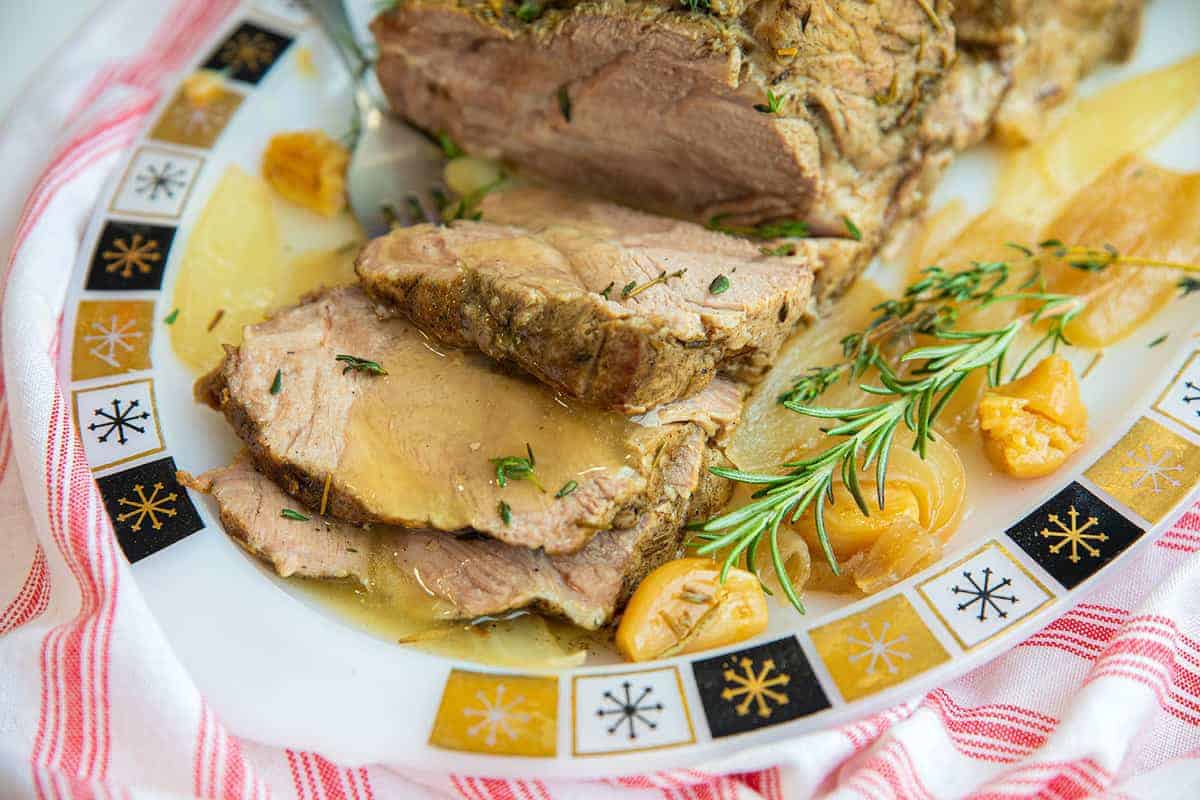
left=46, top=0, right=1200, bottom=777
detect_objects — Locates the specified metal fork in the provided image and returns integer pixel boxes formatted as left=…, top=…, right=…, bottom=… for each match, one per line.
left=304, top=0, right=446, bottom=237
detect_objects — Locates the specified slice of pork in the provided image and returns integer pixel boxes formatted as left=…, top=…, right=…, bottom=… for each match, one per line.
left=357, top=186, right=818, bottom=412
left=370, top=0, right=956, bottom=253
left=952, top=0, right=1145, bottom=144
left=185, top=435, right=731, bottom=629
left=198, top=286, right=742, bottom=555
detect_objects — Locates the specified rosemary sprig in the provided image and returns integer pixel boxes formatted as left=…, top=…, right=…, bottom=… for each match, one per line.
left=498, top=500, right=513, bottom=525
left=843, top=216, right=862, bottom=242
left=280, top=508, right=310, bottom=522
left=491, top=444, right=545, bottom=491
left=269, top=369, right=283, bottom=395
left=708, top=215, right=809, bottom=241
left=441, top=176, right=505, bottom=223
left=623, top=269, right=687, bottom=298
left=761, top=243, right=797, bottom=257
left=556, top=480, right=578, bottom=498
left=701, top=241, right=1200, bottom=612
left=754, top=90, right=785, bottom=114
left=437, top=132, right=463, bottom=159
left=336, top=354, right=388, bottom=376
left=692, top=316, right=1040, bottom=611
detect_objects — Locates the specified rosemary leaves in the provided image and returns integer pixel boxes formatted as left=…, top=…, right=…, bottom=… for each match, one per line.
left=754, top=90, right=785, bottom=114
left=709, top=274, right=731, bottom=295
left=336, top=354, right=388, bottom=376
left=491, top=444, right=545, bottom=491
left=708, top=216, right=809, bottom=241
left=697, top=240, right=1200, bottom=612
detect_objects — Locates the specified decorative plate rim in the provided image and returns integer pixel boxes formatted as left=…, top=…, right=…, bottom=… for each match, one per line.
left=44, top=0, right=1200, bottom=777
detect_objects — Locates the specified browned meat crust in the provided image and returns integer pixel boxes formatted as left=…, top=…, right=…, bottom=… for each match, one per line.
left=185, top=426, right=731, bottom=629
left=357, top=186, right=816, bottom=411
left=197, top=286, right=743, bottom=554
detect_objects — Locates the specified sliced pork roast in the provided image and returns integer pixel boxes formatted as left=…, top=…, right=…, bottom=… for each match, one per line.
left=357, top=186, right=827, bottom=412
left=370, top=0, right=957, bottom=258
left=370, top=0, right=1143, bottom=301
left=197, top=286, right=742, bottom=555
left=952, top=0, right=1145, bottom=144
left=184, top=437, right=730, bottom=628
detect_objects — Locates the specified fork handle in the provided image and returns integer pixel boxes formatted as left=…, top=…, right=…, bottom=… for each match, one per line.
left=304, top=0, right=371, bottom=83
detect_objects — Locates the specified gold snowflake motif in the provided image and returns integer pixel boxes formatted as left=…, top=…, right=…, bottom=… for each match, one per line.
left=1039, top=505, right=1108, bottom=563
left=846, top=620, right=911, bottom=675
left=165, top=98, right=235, bottom=139
left=83, top=315, right=144, bottom=369
left=461, top=684, right=531, bottom=746
left=101, top=234, right=161, bottom=279
left=1119, top=444, right=1184, bottom=494
left=116, top=482, right=178, bottom=531
left=720, top=657, right=790, bottom=718
left=218, top=32, right=277, bottom=74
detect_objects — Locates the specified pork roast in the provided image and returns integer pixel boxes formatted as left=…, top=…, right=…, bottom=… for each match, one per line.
left=371, top=0, right=957, bottom=258
left=952, top=0, right=1145, bottom=144
left=357, top=186, right=830, bottom=411
left=184, top=437, right=730, bottom=629
left=370, top=0, right=1143, bottom=301
left=197, top=286, right=742, bottom=554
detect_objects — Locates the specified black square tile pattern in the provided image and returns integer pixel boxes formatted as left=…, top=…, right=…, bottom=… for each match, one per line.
left=96, top=456, right=203, bottom=563
left=691, top=636, right=830, bottom=738
left=1004, top=481, right=1144, bottom=589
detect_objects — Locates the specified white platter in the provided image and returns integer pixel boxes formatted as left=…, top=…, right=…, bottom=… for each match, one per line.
left=49, top=0, right=1200, bottom=777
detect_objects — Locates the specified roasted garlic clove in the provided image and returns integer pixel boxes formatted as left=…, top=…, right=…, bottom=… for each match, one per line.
left=979, top=354, right=1088, bottom=478
left=615, top=558, right=767, bottom=662
left=261, top=130, right=350, bottom=218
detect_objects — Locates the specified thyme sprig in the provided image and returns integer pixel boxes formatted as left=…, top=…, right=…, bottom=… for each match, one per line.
left=623, top=269, right=687, bottom=298
left=778, top=242, right=1131, bottom=406
left=697, top=241, right=1200, bottom=612
left=491, top=444, right=545, bottom=491
left=336, top=354, right=388, bottom=376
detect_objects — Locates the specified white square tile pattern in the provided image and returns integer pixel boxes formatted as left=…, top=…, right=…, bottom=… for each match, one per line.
left=110, top=147, right=203, bottom=219
left=917, top=541, right=1054, bottom=650
left=572, top=666, right=694, bottom=755
left=73, top=379, right=164, bottom=472
left=1155, top=350, right=1200, bottom=439
left=255, top=0, right=310, bottom=26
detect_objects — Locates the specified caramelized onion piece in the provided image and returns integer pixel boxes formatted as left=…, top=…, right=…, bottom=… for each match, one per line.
left=783, top=431, right=965, bottom=595
left=1041, top=158, right=1200, bottom=348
